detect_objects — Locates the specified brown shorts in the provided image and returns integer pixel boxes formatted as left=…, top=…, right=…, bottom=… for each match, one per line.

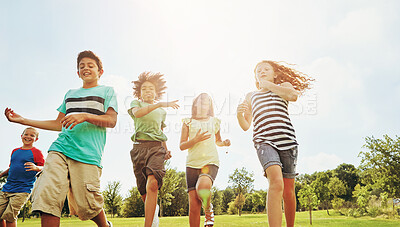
left=130, top=141, right=166, bottom=195
left=186, top=164, right=219, bottom=192
left=0, top=191, right=30, bottom=222
left=31, top=151, right=103, bottom=220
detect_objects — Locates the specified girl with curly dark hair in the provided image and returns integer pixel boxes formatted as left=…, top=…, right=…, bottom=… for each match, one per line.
left=128, top=71, right=179, bottom=227
left=237, top=60, right=313, bottom=227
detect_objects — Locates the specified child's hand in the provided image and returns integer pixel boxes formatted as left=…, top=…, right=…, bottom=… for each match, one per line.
left=237, top=101, right=249, bottom=115
left=158, top=100, right=180, bottom=109
left=222, top=139, right=231, bottom=146
left=164, top=150, right=172, bottom=160
left=24, top=162, right=39, bottom=172
left=4, top=108, right=25, bottom=123
left=193, top=129, right=211, bottom=143
left=61, top=113, right=88, bottom=129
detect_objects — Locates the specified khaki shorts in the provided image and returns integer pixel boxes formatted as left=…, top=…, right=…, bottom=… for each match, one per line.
left=130, top=141, right=166, bottom=195
left=0, top=191, right=30, bottom=222
left=31, top=151, right=103, bottom=220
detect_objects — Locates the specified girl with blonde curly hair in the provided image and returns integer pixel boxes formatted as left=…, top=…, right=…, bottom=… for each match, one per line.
left=237, top=60, right=313, bottom=227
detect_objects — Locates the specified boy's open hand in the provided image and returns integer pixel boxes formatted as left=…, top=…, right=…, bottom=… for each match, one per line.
left=164, top=150, right=172, bottom=160
left=24, top=162, right=39, bottom=172
left=61, top=113, right=88, bottom=129
left=158, top=100, right=180, bottom=109
left=4, top=108, right=25, bottom=123
left=193, top=129, right=211, bottom=143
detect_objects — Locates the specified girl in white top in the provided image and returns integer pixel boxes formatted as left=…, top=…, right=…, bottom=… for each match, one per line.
left=180, top=93, right=230, bottom=227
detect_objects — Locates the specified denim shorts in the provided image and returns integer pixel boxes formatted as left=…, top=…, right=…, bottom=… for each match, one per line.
left=254, top=143, right=298, bottom=179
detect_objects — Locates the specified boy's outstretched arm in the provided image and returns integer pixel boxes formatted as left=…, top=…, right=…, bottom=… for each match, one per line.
left=130, top=100, right=179, bottom=118
left=5, top=108, right=63, bottom=131
left=61, top=107, right=117, bottom=129
left=0, top=168, right=9, bottom=178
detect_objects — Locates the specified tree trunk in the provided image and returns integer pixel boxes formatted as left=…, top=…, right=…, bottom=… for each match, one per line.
left=160, top=202, right=163, bottom=217
left=22, top=205, right=25, bottom=222
left=309, top=206, right=312, bottom=225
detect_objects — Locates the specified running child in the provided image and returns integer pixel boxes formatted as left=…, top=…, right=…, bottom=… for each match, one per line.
left=180, top=93, right=230, bottom=227
left=128, top=72, right=178, bottom=227
left=236, top=60, right=313, bottom=227
left=0, top=127, right=44, bottom=227
left=4, top=50, right=118, bottom=227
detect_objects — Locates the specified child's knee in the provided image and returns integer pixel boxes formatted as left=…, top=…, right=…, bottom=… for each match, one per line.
left=146, top=176, right=159, bottom=192
left=269, top=178, right=284, bottom=193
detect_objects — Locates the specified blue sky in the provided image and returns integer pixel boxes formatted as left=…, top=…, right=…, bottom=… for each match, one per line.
left=1, top=0, right=399, bottom=195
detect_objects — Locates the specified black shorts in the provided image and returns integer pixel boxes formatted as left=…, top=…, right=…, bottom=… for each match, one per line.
left=130, top=141, right=166, bottom=195
left=186, top=164, right=219, bottom=192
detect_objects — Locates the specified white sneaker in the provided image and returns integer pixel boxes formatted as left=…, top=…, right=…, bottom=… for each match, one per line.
left=204, top=203, right=214, bottom=227
left=151, top=204, right=160, bottom=227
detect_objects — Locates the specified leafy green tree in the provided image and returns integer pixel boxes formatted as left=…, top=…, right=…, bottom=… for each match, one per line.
left=122, top=187, right=144, bottom=217
left=333, top=163, right=360, bottom=201
left=228, top=167, right=254, bottom=216
left=359, top=135, right=400, bottom=198
left=102, top=181, right=123, bottom=217
left=0, top=170, right=7, bottom=190
left=250, top=190, right=267, bottom=213
left=310, top=172, right=331, bottom=215
left=298, top=184, right=319, bottom=225
left=211, top=187, right=223, bottom=215
left=158, top=164, right=180, bottom=217
left=352, top=184, right=371, bottom=214
left=221, top=187, right=235, bottom=213
left=328, top=177, right=346, bottom=201
left=164, top=171, right=188, bottom=216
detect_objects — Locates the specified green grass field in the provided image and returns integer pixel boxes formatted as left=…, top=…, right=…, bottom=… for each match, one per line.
left=16, top=210, right=400, bottom=226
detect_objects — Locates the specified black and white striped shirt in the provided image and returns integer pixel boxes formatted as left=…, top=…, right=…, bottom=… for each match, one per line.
left=251, top=91, right=298, bottom=150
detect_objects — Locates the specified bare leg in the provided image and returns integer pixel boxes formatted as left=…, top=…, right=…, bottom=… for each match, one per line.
left=196, top=176, right=213, bottom=209
left=188, top=190, right=202, bottom=227
left=5, top=221, right=16, bottom=227
left=283, top=178, right=296, bottom=227
left=41, top=213, right=60, bottom=227
left=0, top=219, right=5, bottom=227
left=144, top=175, right=158, bottom=227
left=91, top=209, right=109, bottom=227
left=265, top=165, right=284, bottom=227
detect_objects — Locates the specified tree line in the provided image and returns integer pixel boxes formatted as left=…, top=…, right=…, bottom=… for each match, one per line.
left=0, top=135, right=399, bottom=221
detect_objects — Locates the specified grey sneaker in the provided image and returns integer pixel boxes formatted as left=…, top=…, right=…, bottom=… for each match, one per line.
left=151, top=204, right=160, bottom=227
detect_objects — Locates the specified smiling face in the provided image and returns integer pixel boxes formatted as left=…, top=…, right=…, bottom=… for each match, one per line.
left=255, top=62, right=276, bottom=85
left=77, top=57, right=104, bottom=87
left=140, top=81, right=157, bottom=103
left=21, top=128, right=38, bottom=148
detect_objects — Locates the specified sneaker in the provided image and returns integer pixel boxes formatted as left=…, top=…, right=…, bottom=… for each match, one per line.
left=204, top=203, right=214, bottom=227
left=151, top=204, right=160, bottom=227
left=107, top=220, right=113, bottom=227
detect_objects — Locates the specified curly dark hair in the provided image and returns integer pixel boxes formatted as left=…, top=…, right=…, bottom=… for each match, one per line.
left=77, top=50, right=103, bottom=71
left=132, top=72, right=167, bottom=101
left=254, top=60, right=314, bottom=93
